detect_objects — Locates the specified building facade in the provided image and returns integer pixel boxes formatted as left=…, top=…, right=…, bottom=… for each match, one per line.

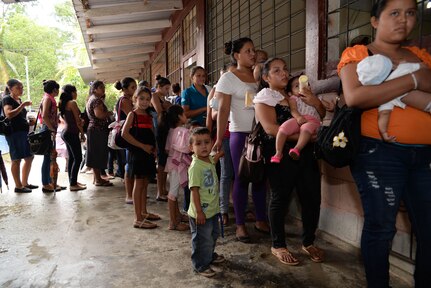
left=75, top=0, right=431, bottom=282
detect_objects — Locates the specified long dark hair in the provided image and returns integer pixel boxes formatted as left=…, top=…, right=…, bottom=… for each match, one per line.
left=133, top=86, right=153, bottom=114
left=257, top=58, right=285, bottom=92
left=43, top=80, right=60, bottom=94
left=59, top=84, right=77, bottom=117
left=88, top=80, right=104, bottom=99
left=4, top=79, right=22, bottom=95
left=114, top=77, right=136, bottom=91
left=224, top=37, right=253, bottom=64
left=157, top=105, right=184, bottom=152
left=155, top=75, right=171, bottom=88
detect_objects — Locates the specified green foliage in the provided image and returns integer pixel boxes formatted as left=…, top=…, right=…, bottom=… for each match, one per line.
left=0, top=1, right=118, bottom=113
left=1, top=10, right=67, bottom=107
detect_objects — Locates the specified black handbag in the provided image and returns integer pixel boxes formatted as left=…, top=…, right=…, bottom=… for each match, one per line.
left=238, top=120, right=265, bottom=183
left=0, top=102, right=13, bottom=136
left=115, top=111, right=139, bottom=150
left=28, top=110, right=53, bottom=155
left=0, top=116, right=12, bottom=136
left=316, top=100, right=362, bottom=168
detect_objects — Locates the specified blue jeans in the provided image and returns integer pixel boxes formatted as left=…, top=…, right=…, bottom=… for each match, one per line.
left=219, top=137, right=233, bottom=214
left=190, top=215, right=219, bottom=272
left=183, top=186, right=190, bottom=212
left=350, top=137, right=431, bottom=288
left=41, top=125, right=51, bottom=185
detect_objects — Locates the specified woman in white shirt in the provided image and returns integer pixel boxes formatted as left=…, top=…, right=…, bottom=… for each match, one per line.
left=214, top=37, right=269, bottom=242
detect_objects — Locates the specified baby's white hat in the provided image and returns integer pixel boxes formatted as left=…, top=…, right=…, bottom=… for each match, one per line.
left=357, top=54, right=393, bottom=85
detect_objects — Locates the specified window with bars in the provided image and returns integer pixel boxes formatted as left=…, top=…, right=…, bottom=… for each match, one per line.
left=206, top=0, right=306, bottom=85
left=183, top=6, right=197, bottom=56
left=167, top=28, right=182, bottom=86
left=151, top=47, right=166, bottom=88
left=142, top=66, right=151, bottom=83
left=325, top=0, right=431, bottom=78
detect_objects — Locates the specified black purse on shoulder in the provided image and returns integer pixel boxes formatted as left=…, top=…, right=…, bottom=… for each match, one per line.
left=238, top=119, right=265, bottom=183
left=0, top=99, right=13, bottom=136
left=28, top=109, right=53, bottom=155
left=316, top=98, right=362, bottom=168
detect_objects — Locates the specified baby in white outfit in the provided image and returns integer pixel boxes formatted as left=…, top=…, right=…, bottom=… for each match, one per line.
left=357, top=54, right=431, bottom=142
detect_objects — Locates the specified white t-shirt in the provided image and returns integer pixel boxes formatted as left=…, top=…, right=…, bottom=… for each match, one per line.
left=215, top=72, right=257, bottom=132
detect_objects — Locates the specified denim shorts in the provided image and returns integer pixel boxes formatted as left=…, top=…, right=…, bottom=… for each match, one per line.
left=6, top=131, right=32, bottom=160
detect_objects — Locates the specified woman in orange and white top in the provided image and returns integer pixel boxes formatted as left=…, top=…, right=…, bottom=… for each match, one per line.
left=338, top=0, right=431, bottom=287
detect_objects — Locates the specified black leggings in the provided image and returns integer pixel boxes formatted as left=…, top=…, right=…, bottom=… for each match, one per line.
left=266, top=143, right=321, bottom=248
left=61, top=131, right=82, bottom=186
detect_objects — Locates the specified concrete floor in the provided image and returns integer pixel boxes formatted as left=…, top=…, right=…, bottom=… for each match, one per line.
left=0, top=156, right=411, bottom=288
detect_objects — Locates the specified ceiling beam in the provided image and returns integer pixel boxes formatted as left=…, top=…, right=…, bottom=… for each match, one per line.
left=88, top=35, right=161, bottom=49
left=93, top=57, right=148, bottom=69
left=91, top=47, right=154, bottom=60
left=94, top=64, right=144, bottom=73
left=85, top=1, right=183, bottom=19
left=96, top=70, right=142, bottom=80
left=87, top=19, right=171, bottom=34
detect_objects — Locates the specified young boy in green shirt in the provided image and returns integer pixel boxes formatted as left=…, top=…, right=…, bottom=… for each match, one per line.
left=188, top=127, right=225, bottom=277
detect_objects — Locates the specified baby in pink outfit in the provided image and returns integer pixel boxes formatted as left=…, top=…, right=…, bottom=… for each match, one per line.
left=270, top=75, right=321, bottom=162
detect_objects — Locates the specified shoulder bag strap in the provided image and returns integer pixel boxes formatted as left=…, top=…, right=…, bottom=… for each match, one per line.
left=117, top=96, right=125, bottom=122
left=33, top=100, right=44, bottom=131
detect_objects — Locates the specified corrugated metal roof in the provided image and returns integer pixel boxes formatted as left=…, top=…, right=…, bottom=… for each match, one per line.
left=72, top=0, right=183, bottom=83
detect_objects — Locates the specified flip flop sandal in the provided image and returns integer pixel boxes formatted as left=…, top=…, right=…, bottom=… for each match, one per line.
left=142, top=213, right=161, bottom=221
left=180, top=213, right=189, bottom=223
left=168, top=222, right=189, bottom=231
left=271, top=247, right=300, bottom=266
left=302, top=245, right=324, bottom=263
left=133, top=219, right=158, bottom=229
left=95, top=181, right=113, bottom=187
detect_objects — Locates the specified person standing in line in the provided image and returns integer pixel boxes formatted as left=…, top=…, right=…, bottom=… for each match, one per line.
left=122, top=86, right=159, bottom=229
left=206, top=63, right=236, bottom=226
left=58, top=84, right=87, bottom=191
left=213, top=37, right=270, bottom=242
left=86, top=80, right=113, bottom=186
left=163, top=105, right=191, bottom=231
left=151, top=75, right=172, bottom=202
left=255, top=58, right=326, bottom=265
left=188, top=127, right=225, bottom=277
left=114, top=77, right=137, bottom=203
left=181, top=66, right=209, bottom=126
left=338, top=0, right=431, bottom=286
left=40, top=80, right=66, bottom=192
left=2, top=79, right=37, bottom=193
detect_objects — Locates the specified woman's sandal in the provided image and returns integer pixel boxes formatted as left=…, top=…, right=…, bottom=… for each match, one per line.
left=180, top=213, right=189, bottom=223
left=133, top=219, right=158, bottom=229
left=302, top=245, right=324, bottom=263
left=271, top=247, right=300, bottom=266
left=222, top=213, right=229, bottom=226
left=94, top=180, right=113, bottom=187
left=142, top=212, right=161, bottom=221
left=169, top=222, right=189, bottom=231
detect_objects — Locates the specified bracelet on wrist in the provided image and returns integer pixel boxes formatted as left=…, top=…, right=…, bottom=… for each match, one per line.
left=410, top=72, right=418, bottom=90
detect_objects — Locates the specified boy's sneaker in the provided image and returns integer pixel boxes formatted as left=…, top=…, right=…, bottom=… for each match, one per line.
left=197, top=268, right=216, bottom=278
left=212, top=253, right=225, bottom=264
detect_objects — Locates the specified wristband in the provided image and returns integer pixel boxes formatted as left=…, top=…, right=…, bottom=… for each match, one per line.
left=410, top=72, right=418, bottom=90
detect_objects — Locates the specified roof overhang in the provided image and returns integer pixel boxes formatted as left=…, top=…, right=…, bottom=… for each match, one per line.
left=72, top=0, right=183, bottom=84
left=1, top=0, right=36, bottom=3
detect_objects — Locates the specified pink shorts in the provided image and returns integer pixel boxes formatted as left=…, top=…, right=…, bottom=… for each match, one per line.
left=278, top=115, right=320, bottom=136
